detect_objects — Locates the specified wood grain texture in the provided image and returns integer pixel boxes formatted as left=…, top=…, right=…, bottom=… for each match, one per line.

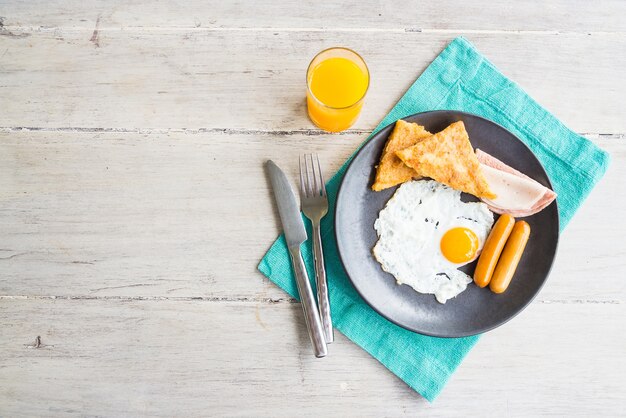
left=2, top=0, right=625, bottom=32
left=0, top=30, right=625, bottom=133
left=0, top=298, right=624, bottom=417
left=0, top=131, right=622, bottom=303
left=1, top=0, right=625, bottom=415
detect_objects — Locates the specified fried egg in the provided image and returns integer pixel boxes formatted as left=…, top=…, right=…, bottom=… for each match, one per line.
left=373, top=180, right=494, bottom=303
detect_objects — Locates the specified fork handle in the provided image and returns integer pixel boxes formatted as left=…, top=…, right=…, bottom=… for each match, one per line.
left=312, top=223, right=334, bottom=343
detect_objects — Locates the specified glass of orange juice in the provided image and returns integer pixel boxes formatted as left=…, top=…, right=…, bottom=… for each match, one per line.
left=306, top=47, right=370, bottom=132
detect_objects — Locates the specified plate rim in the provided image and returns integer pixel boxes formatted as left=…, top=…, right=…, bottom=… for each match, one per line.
left=334, top=110, right=560, bottom=337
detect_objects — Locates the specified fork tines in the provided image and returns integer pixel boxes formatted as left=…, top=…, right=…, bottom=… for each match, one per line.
left=299, top=153, right=327, bottom=198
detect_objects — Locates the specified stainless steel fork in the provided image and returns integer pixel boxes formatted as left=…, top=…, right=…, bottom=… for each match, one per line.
left=299, top=154, right=333, bottom=343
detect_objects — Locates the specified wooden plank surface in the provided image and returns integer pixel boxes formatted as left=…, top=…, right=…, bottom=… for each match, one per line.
left=0, top=132, right=626, bottom=301
left=0, top=31, right=624, bottom=133
left=2, top=0, right=625, bottom=32
left=0, top=131, right=623, bottom=303
left=1, top=0, right=625, bottom=416
left=0, top=298, right=624, bottom=417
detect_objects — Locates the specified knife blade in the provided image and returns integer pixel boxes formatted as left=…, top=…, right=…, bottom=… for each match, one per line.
left=266, top=160, right=307, bottom=248
left=266, top=160, right=327, bottom=358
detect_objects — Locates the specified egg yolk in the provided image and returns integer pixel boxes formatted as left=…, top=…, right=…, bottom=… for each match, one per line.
left=440, top=227, right=479, bottom=264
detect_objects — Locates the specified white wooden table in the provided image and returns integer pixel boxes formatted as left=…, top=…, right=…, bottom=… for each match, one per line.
left=1, top=1, right=625, bottom=416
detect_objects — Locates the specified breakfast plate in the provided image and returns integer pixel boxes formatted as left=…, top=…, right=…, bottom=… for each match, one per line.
left=335, top=110, right=559, bottom=337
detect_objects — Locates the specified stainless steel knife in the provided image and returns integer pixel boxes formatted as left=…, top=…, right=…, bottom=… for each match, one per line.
left=266, top=160, right=327, bottom=358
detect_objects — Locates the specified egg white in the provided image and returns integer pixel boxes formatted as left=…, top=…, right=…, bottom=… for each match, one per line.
left=373, top=180, right=494, bottom=304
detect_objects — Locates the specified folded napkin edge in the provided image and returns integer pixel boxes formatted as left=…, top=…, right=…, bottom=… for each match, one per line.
left=451, top=37, right=611, bottom=179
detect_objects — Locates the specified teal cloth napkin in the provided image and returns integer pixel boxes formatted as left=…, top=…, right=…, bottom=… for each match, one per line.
left=258, top=37, right=610, bottom=401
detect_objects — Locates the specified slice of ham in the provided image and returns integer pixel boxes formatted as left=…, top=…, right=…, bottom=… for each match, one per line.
left=476, top=149, right=557, bottom=217
left=480, top=164, right=546, bottom=211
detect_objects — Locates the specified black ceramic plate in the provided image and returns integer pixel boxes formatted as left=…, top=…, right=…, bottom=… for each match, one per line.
left=335, top=111, right=559, bottom=337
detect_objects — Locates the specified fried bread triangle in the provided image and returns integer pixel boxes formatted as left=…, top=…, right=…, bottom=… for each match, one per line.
left=371, top=120, right=432, bottom=191
left=395, top=121, right=496, bottom=199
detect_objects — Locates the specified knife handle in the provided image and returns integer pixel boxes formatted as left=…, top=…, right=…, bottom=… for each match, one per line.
left=288, top=246, right=328, bottom=358
left=312, top=223, right=333, bottom=343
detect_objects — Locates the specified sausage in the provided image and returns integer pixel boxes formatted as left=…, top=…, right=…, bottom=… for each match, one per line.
left=474, top=214, right=515, bottom=288
left=489, top=221, right=531, bottom=294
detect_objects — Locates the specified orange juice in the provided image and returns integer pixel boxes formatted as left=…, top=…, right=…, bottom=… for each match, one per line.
left=306, top=48, right=369, bottom=132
